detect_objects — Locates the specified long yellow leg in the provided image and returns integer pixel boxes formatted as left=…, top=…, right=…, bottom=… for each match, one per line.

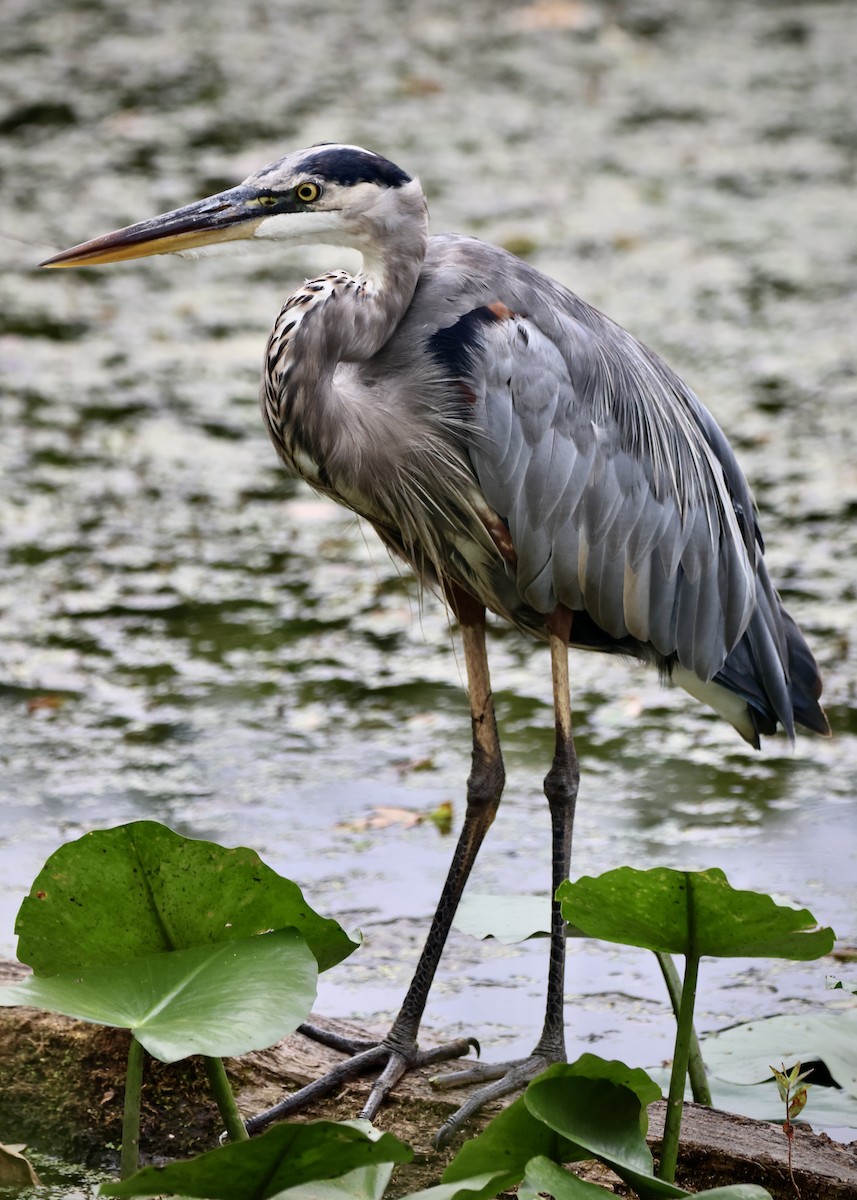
left=360, top=589, right=506, bottom=1119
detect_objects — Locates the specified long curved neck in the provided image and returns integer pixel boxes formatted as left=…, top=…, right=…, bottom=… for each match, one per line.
left=261, top=213, right=427, bottom=489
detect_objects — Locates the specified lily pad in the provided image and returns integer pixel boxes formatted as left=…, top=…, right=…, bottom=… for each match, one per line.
left=517, top=1156, right=772, bottom=1200
left=518, top=1155, right=611, bottom=1200
left=443, top=1064, right=587, bottom=1196
left=0, top=927, right=316, bottom=1062
left=524, top=1075, right=685, bottom=1199
left=405, top=1173, right=512, bottom=1200
left=274, top=1163, right=395, bottom=1200
left=273, top=1121, right=402, bottom=1200
left=100, top=1120, right=412, bottom=1198
left=443, top=1057, right=661, bottom=1195
left=16, top=821, right=357, bottom=974
left=558, top=868, right=834, bottom=959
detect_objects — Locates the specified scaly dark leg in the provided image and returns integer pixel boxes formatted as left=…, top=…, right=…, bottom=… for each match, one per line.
left=247, top=590, right=505, bottom=1133
left=433, top=607, right=579, bottom=1147
left=534, top=605, right=578, bottom=1060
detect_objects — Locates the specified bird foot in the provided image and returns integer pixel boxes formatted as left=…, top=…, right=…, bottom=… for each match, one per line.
left=431, top=1052, right=560, bottom=1149
left=244, top=1025, right=477, bottom=1135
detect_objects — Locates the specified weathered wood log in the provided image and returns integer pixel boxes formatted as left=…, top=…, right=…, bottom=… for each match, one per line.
left=646, top=1102, right=857, bottom=1200
left=1, top=960, right=855, bottom=1197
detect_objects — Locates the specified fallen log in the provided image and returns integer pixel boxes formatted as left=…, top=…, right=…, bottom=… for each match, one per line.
left=1, top=960, right=855, bottom=1197
left=646, top=1102, right=857, bottom=1200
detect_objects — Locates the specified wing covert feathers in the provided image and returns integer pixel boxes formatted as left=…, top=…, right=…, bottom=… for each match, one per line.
left=416, top=241, right=827, bottom=743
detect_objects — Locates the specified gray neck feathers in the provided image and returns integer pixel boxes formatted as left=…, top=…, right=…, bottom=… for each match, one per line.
left=260, top=186, right=430, bottom=497
left=259, top=194, right=484, bottom=582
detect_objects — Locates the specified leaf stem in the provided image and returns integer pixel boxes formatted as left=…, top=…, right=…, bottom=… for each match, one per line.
left=655, top=950, right=711, bottom=1106
left=121, top=1035, right=145, bottom=1179
left=204, top=1056, right=249, bottom=1141
left=659, top=952, right=700, bottom=1182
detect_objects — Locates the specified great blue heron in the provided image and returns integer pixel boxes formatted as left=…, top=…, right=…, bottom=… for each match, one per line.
left=43, top=143, right=829, bottom=1143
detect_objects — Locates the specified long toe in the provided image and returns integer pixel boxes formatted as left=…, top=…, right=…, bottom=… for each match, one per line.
left=432, top=1054, right=555, bottom=1148
left=360, top=1036, right=477, bottom=1122
left=246, top=1043, right=389, bottom=1133
left=298, top=1021, right=379, bottom=1055
left=245, top=1032, right=476, bottom=1134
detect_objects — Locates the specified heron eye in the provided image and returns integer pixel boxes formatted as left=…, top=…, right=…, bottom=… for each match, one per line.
left=296, top=181, right=322, bottom=203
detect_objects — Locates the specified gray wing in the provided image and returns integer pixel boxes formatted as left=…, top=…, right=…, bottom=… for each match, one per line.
left=451, top=295, right=759, bottom=683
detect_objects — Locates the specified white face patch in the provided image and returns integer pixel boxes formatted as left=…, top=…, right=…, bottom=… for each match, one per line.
left=251, top=210, right=345, bottom=243
left=249, top=204, right=390, bottom=289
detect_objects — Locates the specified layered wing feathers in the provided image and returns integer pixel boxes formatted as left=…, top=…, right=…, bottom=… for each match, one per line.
left=465, top=307, right=756, bottom=682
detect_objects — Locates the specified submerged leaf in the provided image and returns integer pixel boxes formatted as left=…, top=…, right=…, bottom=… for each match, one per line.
left=558, top=867, right=834, bottom=959
left=0, top=927, right=316, bottom=1062
left=646, top=1066, right=857, bottom=1130
left=453, top=894, right=550, bottom=944
left=16, top=820, right=357, bottom=974
left=336, top=805, right=424, bottom=833
left=704, top=1011, right=857, bottom=1098
left=0, top=1144, right=41, bottom=1187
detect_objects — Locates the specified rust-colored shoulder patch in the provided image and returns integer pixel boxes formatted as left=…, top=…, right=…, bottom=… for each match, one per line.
left=485, top=300, right=516, bottom=321
left=480, top=509, right=518, bottom=564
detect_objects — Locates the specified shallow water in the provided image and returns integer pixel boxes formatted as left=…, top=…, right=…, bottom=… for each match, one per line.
left=1, top=0, right=855, bottom=1139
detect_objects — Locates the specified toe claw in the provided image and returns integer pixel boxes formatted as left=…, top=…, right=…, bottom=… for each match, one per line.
left=415, top=1036, right=476, bottom=1069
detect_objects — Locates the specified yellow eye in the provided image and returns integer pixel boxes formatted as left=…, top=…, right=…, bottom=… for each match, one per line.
left=296, top=181, right=321, bottom=203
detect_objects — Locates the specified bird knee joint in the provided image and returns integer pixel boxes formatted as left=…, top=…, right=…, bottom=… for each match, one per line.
left=467, top=753, right=505, bottom=812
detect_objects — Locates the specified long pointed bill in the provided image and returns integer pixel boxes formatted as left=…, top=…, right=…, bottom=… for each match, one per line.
left=40, top=185, right=267, bottom=268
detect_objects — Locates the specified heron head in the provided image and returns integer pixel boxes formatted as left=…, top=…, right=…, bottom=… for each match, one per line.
left=41, top=144, right=426, bottom=268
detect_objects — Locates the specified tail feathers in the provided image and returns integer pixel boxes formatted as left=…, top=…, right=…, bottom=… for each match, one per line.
left=713, top=571, right=829, bottom=744
left=781, top=609, right=830, bottom=737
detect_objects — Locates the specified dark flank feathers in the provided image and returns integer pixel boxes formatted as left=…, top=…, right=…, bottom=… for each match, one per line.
left=428, top=304, right=511, bottom=379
